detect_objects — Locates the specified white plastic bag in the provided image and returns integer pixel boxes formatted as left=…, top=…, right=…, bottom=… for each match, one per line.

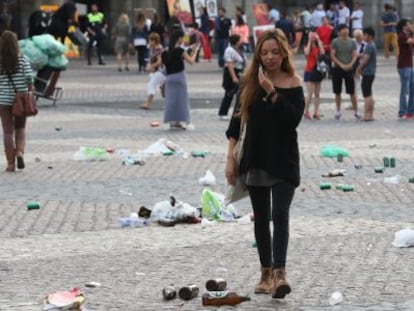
left=329, top=291, right=343, bottom=306
left=198, top=170, right=216, bottom=186
left=392, top=228, right=414, bottom=248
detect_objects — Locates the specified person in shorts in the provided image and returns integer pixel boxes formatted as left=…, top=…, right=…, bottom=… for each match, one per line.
left=355, top=27, right=376, bottom=121
left=330, top=23, right=360, bottom=120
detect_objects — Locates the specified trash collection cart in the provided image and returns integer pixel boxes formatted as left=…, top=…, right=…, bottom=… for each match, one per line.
left=33, top=66, right=63, bottom=106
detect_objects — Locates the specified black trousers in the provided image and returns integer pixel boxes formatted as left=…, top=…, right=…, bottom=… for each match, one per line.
left=87, top=35, right=104, bottom=64
left=247, top=181, right=295, bottom=269
left=218, top=86, right=238, bottom=116
left=135, top=46, right=148, bottom=71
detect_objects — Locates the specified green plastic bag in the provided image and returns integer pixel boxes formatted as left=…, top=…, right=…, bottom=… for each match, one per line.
left=73, top=147, right=108, bottom=161
left=48, top=54, right=69, bottom=70
left=32, top=34, right=67, bottom=57
left=320, top=145, right=350, bottom=158
left=18, top=39, right=48, bottom=70
left=201, top=189, right=238, bottom=221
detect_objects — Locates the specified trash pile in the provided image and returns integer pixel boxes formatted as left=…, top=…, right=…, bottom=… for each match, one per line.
left=19, top=34, right=68, bottom=70
left=161, top=278, right=250, bottom=307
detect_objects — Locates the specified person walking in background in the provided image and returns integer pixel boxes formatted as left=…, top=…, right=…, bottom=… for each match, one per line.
left=298, top=6, right=312, bottom=52
left=326, top=3, right=339, bottom=31
left=268, top=5, right=280, bottom=24
left=225, top=29, right=304, bottom=299
left=349, top=29, right=366, bottom=110
left=231, top=15, right=250, bottom=53
left=0, top=31, right=33, bottom=172
left=350, top=2, right=363, bottom=32
left=161, top=30, right=200, bottom=130
left=189, top=23, right=204, bottom=62
left=381, top=4, right=399, bottom=59
left=303, top=31, right=324, bottom=120
left=131, top=13, right=149, bottom=72
left=355, top=27, right=377, bottom=121
left=214, top=7, right=232, bottom=68
left=199, top=6, right=212, bottom=62
left=396, top=19, right=414, bottom=119
left=330, top=24, right=360, bottom=120
left=140, top=33, right=165, bottom=110
left=218, top=34, right=246, bottom=120
left=86, top=3, right=107, bottom=65
left=113, top=13, right=131, bottom=72
left=149, top=13, right=165, bottom=46
left=309, top=3, right=326, bottom=30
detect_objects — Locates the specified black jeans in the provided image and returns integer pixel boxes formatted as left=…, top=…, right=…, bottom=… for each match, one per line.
left=87, top=35, right=104, bottom=64
left=135, top=46, right=148, bottom=71
left=247, top=182, right=295, bottom=269
left=218, top=86, right=238, bottom=116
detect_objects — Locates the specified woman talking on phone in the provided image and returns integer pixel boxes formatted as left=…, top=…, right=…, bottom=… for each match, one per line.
left=225, top=29, right=304, bottom=299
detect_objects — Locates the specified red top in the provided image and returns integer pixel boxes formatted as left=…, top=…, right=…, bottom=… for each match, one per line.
left=305, top=45, right=320, bottom=72
left=316, top=25, right=332, bottom=52
left=398, top=32, right=413, bottom=69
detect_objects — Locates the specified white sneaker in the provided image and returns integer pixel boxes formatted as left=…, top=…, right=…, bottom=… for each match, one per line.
left=219, top=115, right=230, bottom=121
left=184, top=123, right=195, bottom=131
left=334, top=111, right=342, bottom=120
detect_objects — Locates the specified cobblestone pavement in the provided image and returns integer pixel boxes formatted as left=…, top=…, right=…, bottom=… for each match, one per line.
left=0, top=55, right=414, bottom=311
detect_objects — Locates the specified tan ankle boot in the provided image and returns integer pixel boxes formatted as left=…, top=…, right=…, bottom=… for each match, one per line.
left=255, top=267, right=273, bottom=294
left=272, top=268, right=291, bottom=299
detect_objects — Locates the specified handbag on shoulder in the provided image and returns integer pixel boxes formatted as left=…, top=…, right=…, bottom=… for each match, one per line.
left=7, top=73, right=37, bottom=117
left=224, top=120, right=249, bottom=205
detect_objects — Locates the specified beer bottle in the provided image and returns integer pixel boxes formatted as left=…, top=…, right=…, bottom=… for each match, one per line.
left=178, top=284, right=199, bottom=300
left=202, top=291, right=250, bottom=306
left=162, top=285, right=177, bottom=300
left=205, top=278, right=227, bottom=291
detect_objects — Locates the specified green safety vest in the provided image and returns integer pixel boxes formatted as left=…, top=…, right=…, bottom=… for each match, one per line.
left=87, top=12, right=104, bottom=24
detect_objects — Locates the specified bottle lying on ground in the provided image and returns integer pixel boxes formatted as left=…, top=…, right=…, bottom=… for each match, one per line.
left=178, top=284, right=199, bottom=300
left=162, top=285, right=177, bottom=300
left=202, top=291, right=250, bottom=306
left=205, top=278, right=227, bottom=291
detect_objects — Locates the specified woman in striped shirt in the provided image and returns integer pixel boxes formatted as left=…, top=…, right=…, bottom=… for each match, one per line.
left=0, top=31, right=33, bottom=172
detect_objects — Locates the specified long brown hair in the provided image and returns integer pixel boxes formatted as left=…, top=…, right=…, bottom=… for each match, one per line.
left=239, top=29, right=295, bottom=121
left=0, top=30, right=19, bottom=74
left=135, top=12, right=146, bottom=29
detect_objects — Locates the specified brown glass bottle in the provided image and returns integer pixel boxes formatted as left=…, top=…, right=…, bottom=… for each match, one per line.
left=202, top=291, right=250, bottom=306
left=205, top=278, right=227, bottom=291
left=178, top=284, right=199, bottom=300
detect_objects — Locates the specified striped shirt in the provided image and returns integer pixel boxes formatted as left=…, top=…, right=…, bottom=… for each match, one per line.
left=0, top=55, right=33, bottom=105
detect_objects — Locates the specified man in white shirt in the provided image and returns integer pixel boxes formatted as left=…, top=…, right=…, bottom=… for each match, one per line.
left=309, top=3, right=326, bottom=29
left=338, top=1, right=350, bottom=26
left=351, top=2, right=363, bottom=31
left=268, top=5, right=280, bottom=24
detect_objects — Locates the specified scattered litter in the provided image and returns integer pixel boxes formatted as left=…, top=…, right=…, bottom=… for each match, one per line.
left=43, top=288, right=85, bottom=311
left=141, top=138, right=184, bottom=156
left=150, top=196, right=200, bottom=224
left=409, top=177, right=414, bottom=183
left=320, top=145, right=349, bottom=158
left=191, top=151, right=208, bottom=158
left=73, top=147, right=108, bottom=161
left=252, top=241, right=257, bottom=248
left=122, top=155, right=145, bottom=166
left=35, top=157, right=41, bottom=162
left=201, top=218, right=215, bottom=226
left=119, top=213, right=149, bottom=228
left=27, top=201, right=40, bottom=210
left=162, top=285, right=177, bottom=300
left=384, top=175, right=401, bottom=184
left=199, top=170, right=216, bottom=186
left=150, top=121, right=160, bottom=127
left=106, top=147, right=114, bottom=153
left=369, top=144, right=377, bottom=148
left=116, top=149, right=129, bottom=157
left=354, top=164, right=363, bottom=169
left=374, top=167, right=384, bottom=173
left=329, top=291, right=343, bottom=306
left=319, top=183, right=332, bottom=190
left=321, top=169, right=346, bottom=177
left=85, top=282, right=101, bottom=288
left=392, top=228, right=414, bottom=248
left=47, top=166, right=53, bottom=170
left=201, top=189, right=239, bottom=222
left=216, top=267, right=228, bottom=274
left=55, top=127, right=62, bottom=131
left=138, top=206, right=152, bottom=218
left=135, top=272, right=146, bottom=276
